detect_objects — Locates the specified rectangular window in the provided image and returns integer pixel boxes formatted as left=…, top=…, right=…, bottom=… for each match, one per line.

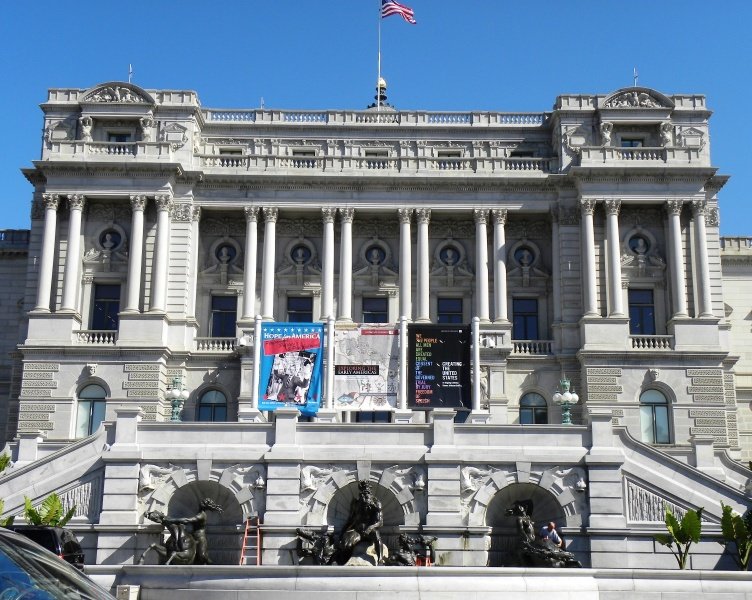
left=107, top=133, right=132, bottom=143
left=91, top=284, right=120, bottom=330
left=628, top=289, right=656, bottom=335
left=621, top=138, right=644, bottom=148
left=436, top=150, right=461, bottom=158
left=292, top=149, right=316, bottom=157
left=355, top=411, right=391, bottom=423
left=512, top=298, right=539, bottom=339
left=437, top=297, right=463, bottom=324
left=218, top=148, right=243, bottom=155
left=211, top=296, right=237, bottom=337
left=362, top=297, right=388, bottom=323
left=364, top=149, right=389, bottom=158
left=287, top=297, right=313, bottom=322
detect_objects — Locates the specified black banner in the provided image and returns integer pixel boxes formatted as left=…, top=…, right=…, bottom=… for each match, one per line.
left=408, top=324, right=471, bottom=410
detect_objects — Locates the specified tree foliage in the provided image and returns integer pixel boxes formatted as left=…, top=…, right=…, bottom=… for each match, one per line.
left=654, top=506, right=703, bottom=569
left=23, top=493, right=76, bottom=527
left=0, top=455, right=13, bottom=527
left=719, top=503, right=752, bottom=570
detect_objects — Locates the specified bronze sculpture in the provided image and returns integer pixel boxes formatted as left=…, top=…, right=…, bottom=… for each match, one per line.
left=505, top=501, right=581, bottom=568
left=337, top=480, right=385, bottom=564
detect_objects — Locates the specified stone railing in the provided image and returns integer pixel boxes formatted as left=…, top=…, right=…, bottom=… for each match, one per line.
left=720, top=237, right=752, bottom=251
left=74, top=330, right=117, bottom=345
left=511, top=340, right=553, bottom=355
left=630, top=335, right=674, bottom=350
left=195, top=337, right=237, bottom=352
left=46, top=141, right=173, bottom=161
left=204, top=109, right=256, bottom=122
left=579, top=146, right=704, bottom=167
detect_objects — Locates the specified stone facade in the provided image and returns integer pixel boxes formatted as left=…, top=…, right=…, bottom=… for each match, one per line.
left=0, top=82, right=750, bottom=575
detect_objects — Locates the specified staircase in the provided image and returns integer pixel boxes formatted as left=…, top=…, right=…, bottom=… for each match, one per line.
left=239, top=516, right=261, bottom=565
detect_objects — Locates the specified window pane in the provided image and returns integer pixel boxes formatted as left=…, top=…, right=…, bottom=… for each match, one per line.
left=640, top=405, right=655, bottom=443
left=90, top=401, right=106, bottom=433
left=75, top=400, right=91, bottom=438
left=79, top=385, right=106, bottom=399
left=287, top=297, right=313, bottom=322
left=641, top=389, right=667, bottom=405
left=654, top=406, right=670, bottom=444
left=513, top=299, right=538, bottom=339
left=92, top=284, right=120, bottom=330
left=437, top=297, right=462, bottom=324
left=362, top=297, right=388, bottom=323
left=211, top=296, right=237, bottom=337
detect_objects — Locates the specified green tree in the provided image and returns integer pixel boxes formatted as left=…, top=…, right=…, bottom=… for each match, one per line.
left=23, top=493, right=75, bottom=527
left=719, top=503, right=752, bottom=570
left=0, top=454, right=13, bottom=527
left=654, top=506, right=704, bottom=569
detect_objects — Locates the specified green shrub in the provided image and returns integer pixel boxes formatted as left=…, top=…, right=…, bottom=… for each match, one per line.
left=654, top=506, right=703, bottom=569
left=23, top=493, right=75, bottom=527
left=719, top=503, right=752, bottom=570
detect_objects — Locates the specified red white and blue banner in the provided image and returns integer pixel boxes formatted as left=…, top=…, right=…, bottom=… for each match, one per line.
left=258, top=322, right=325, bottom=416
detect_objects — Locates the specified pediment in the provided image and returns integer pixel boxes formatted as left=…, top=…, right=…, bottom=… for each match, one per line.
left=602, top=87, right=674, bottom=109
left=81, top=81, right=155, bottom=105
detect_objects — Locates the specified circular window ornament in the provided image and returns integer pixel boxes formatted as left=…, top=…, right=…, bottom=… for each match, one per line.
left=365, top=245, right=386, bottom=266
left=514, top=246, right=535, bottom=267
left=629, top=236, right=650, bottom=255
left=291, top=244, right=312, bottom=265
left=99, top=229, right=122, bottom=251
left=216, top=244, right=237, bottom=264
left=440, top=245, right=460, bottom=266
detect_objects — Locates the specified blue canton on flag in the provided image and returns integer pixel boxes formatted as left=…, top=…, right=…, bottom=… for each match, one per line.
left=381, top=0, right=416, bottom=24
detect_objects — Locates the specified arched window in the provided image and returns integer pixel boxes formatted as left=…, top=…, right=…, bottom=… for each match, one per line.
left=640, top=389, right=671, bottom=444
left=196, top=390, right=227, bottom=422
left=75, top=384, right=106, bottom=438
left=519, top=392, right=547, bottom=424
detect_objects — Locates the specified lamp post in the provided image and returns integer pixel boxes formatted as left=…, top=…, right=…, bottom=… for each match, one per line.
left=168, top=375, right=190, bottom=422
left=552, top=378, right=579, bottom=425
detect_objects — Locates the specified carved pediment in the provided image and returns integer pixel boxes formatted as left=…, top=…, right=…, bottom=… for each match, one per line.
left=82, top=82, right=155, bottom=105
left=603, top=87, right=673, bottom=109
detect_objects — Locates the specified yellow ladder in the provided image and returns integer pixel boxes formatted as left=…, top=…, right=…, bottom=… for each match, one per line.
left=239, top=516, right=261, bottom=565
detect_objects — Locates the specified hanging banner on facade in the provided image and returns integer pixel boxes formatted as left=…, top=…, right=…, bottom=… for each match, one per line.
left=333, top=325, right=399, bottom=411
left=258, top=322, right=324, bottom=416
left=408, top=324, right=471, bottom=410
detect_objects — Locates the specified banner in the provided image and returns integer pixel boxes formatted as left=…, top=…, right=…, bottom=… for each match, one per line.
left=258, top=322, right=324, bottom=416
left=333, top=325, right=399, bottom=411
left=408, top=324, right=471, bottom=410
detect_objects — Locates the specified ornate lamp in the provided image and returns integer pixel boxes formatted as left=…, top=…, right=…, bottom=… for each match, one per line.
left=552, top=378, right=579, bottom=425
left=168, top=375, right=190, bottom=422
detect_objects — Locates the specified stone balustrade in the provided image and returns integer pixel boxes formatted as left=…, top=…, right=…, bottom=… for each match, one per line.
left=74, top=330, right=117, bottom=345
left=579, top=146, right=705, bottom=166
left=511, top=340, right=553, bottom=355
left=195, top=337, right=237, bottom=352
left=630, top=335, right=674, bottom=350
left=46, top=140, right=173, bottom=160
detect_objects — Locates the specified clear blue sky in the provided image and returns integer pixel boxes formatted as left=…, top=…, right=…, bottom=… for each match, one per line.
left=1, top=0, right=750, bottom=234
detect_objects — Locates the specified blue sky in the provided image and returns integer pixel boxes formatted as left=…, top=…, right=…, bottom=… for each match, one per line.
left=1, top=0, right=750, bottom=234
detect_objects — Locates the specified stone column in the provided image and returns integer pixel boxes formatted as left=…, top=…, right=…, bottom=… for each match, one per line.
left=338, top=208, right=354, bottom=321
left=149, top=195, right=172, bottom=312
left=667, top=199, right=688, bottom=319
left=34, top=194, right=60, bottom=311
left=691, top=200, right=714, bottom=318
left=474, top=209, right=490, bottom=322
left=416, top=208, right=431, bottom=322
left=550, top=208, right=562, bottom=323
left=398, top=208, right=413, bottom=320
left=124, top=195, right=147, bottom=313
left=321, top=208, right=336, bottom=320
left=491, top=209, right=508, bottom=322
left=187, top=207, right=201, bottom=318
left=242, top=206, right=259, bottom=320
left=60, top=194, right=85, bottom=312
left=261, top=207, right=278, bottom=320
left=604, top=199, right=624, bottom=317
left=580, top=199, right=598, bottom=317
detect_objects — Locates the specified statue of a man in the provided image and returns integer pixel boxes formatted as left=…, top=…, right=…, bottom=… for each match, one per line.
left=338, top=480, right=384, bottom=564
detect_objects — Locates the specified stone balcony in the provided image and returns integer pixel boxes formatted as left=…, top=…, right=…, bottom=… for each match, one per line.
left=578, top=146, right=706, bottom=167
left=44, top=140, right=174, bottom=161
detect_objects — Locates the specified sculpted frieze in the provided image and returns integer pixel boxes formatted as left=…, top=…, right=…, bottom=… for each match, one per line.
left=604, top=89, right=670, bottom=109
left=83, top=84, right=150, bottom=104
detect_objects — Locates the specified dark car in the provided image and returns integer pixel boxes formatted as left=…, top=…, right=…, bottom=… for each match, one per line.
left=9, top=525, right=85, bottom=570
left=0, top=526, right=114, bottom=599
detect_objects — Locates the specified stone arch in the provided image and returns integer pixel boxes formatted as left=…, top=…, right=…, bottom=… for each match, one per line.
left=302, top=467, right=421, bottom=528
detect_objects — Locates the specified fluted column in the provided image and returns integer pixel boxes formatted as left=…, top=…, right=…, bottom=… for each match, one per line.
left=242, top=206, right=259, bottom=320
left=580, top=199, right=598, bottom=317
left=338, top=208, right=354, bottom=321
left=691, top=200, right=714, bottom=318
left=187, top=207, right=201, bottom=318
left=416, top=208, right=431, bottom=322
left=398, top=208, right=412, bottom=320
left=124, top=195, right=147, bottom=313
left=34, top=194, right=60, bottom=311
left=474, top=209, right=490, bottom=322
left=550, top=208, right=562, bottom=323
left=321, top=208, right=336, bottom=320
left=667, top=199, right=688, bottom=319
left=492, top=208, right=508, bottom=322
left=604, top=199, right=624, bottom=317
left=61, top=194, right=85, bottom=312
left=261, top=207, right=278, bottom=320
left=149, top=195, right=172, bottom=312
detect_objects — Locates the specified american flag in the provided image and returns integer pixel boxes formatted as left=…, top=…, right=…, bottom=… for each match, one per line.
left=381, top=0, right=416, bottom=24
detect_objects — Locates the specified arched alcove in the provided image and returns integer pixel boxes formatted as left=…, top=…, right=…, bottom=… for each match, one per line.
left=485, top=483, right=565, bottom=567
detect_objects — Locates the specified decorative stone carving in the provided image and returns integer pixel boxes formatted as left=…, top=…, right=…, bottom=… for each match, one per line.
left=604, top=89, right=669, bottom=108
left=84, top=84, right=150, bottom=104
left=626, top=480, right=687, bottom=523
left=79, top=116, right=93, bottom=142
left=138, top=463, right=180, bottom=494
left=140, top=111, right=155, bottom=142
left=660, top=122, right=673, bottom=147
left=600, top=121, right=613, bottom=146
left=460, top=465, right=496, bottom=495
left=172, top=203, right=193, bottom=222
left=85, top=364, right=97, bottom=377
left=244, top=206, right=259, bottom=223
left=159, top=122, right=189, bottom=149
left=491, top=209, right=508, bottom=226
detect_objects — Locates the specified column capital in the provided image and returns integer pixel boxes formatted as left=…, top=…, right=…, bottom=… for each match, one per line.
left=129, top=194, right=147, bottom=212
left=666, top=199, right=685, bottom=216
left=690, top=199, right=708, bottom=217
left=244, top=206, right=259, bottom=223
left=42, top=193, right=60, bottom=210
left=491, top=208, right=508, bottom=225
left=321, top=207, right=337, bottom=224
left=154, top=194, right=172, bottom=211
left=416, top=208, right=431, bottom=225
left=263, top=207, right=278, bottom=223
left=604, top=199, right=621, bottom=216
left=192, top=206, right=202, bottom=222
left=580, top=198, right=597, bottom=215
left=339, top=207, right=355, bottom=223
left=67, top=194, right=85, bottom=210
left=473, top=208, right=489, bottom=225
left=398, top=208, right=413, bottom=224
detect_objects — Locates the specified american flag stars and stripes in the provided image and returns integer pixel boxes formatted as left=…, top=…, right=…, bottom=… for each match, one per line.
left=381, top=0, right=417, bottom=24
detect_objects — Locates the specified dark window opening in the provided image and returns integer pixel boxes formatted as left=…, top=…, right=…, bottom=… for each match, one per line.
left=628, top=289, right=656, bottom=335
left=512, top=298, right=538, bottom=339
left=362, top=297, right=388, bottom=323
left=91, top=284, right=120, bottom=330
left=211, top=296, right=237, bottom=337
left=437, top=297, right=463, bottom=324
left=287, top=297, right=313, bottom=322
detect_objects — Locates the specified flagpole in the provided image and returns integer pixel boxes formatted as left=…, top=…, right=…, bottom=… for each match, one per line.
left=377, top=0, right=382, bottom=111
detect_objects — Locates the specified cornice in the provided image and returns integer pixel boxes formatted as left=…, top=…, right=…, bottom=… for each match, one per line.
left=29, top=161, right=184, bottom=179
left=569, top=166, right=718, bottom=185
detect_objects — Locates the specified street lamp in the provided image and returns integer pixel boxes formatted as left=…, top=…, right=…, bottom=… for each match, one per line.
left=552, top=378, right=579, bottom=425
left=168, top=375, right=190, bottom=422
